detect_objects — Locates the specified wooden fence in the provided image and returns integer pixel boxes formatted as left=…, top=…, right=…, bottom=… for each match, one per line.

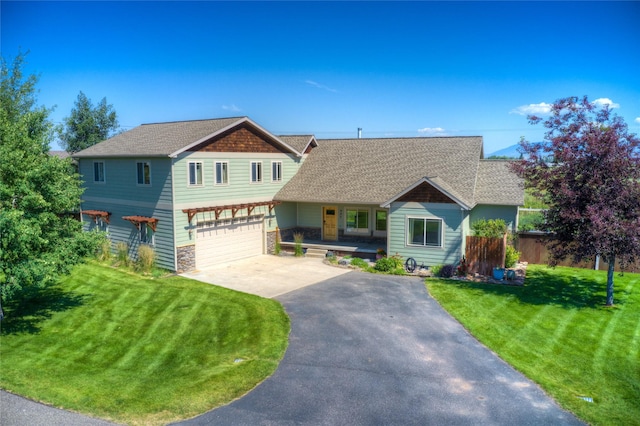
left=465, top=235, right=507, bottom=276
left=516, top=232, right=640, bottom=273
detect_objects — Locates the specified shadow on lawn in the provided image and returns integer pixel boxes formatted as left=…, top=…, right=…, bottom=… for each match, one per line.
left=461, top=267, right=613, bottom=309
left=1, top=285, right=87, bottom=335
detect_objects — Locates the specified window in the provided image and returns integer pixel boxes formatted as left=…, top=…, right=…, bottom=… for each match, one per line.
left=250, top=161, right=262, bottom=183
left=271, top=161, right=282, bottom=183
left=407, top=217, right=443, bottom=247
left=346, top=209, right=369, bottom=234
left=188, top=162, right=203, bottom=186
left=215, top=161, right=228, bottom=185
left=375, top=210, right=387, bottom=232
left=93, top=161, right=105, bottom=183
left=137, top=162, right=151, bottom=185
left=140, top=224, right=154, bottom=245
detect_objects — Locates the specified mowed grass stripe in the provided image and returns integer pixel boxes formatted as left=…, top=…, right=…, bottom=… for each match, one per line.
left=427, top=265, right=640, bottom=426
left=0, top=261, right=289, bottom=425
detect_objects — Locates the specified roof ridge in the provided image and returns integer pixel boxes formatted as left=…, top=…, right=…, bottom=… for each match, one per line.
left=141, top=116, right=246, bottom=126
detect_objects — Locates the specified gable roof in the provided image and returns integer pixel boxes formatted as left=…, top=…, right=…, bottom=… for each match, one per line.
left=274, top=136, right=484, bottom=206
left=473, top=160, right=524, bottom=206
left=278, top=135, right=317, bottom=154
left=73, top=117, right=303, bottom=158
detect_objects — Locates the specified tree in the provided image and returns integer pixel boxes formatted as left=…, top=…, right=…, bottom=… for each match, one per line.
left=58, top=91, right=119, bottom=153
left=512, top=96, right=640, bottom=306
left=0, top=52, right=104, bottom=320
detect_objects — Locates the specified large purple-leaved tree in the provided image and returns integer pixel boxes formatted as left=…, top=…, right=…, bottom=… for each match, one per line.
left=512, top=96, right=640, bottom=306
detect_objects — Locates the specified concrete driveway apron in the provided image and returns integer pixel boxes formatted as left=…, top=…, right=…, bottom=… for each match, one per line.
left=180, top=255, right=351, bottom=298
left=176, top=272, right=584, bottom=426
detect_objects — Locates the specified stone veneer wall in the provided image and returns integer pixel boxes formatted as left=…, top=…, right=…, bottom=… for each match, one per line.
left=176, top=244, right=196, bottom=272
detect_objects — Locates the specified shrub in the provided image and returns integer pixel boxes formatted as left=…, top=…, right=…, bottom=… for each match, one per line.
left=293, top=232, right=304, bottom=257
left=350, top=257, right=369, bottom=269
left=457, top=257, right=468, bottom=276
left=136, top=245, right=156, bottom=273
left=471, top=219, right=507, bottom=238
left=116, top=242, right=130, bottom=267
left=440, top=264, right=457, bottom=278
left=505, top=245, right=521, bottom=268
left=431, top=264, right=443, bottom=277
left=97, top=238, right=112, bottom=262
left=274, top=240, right=281, bottom=256
left=374, top=254, right=404, bottom=273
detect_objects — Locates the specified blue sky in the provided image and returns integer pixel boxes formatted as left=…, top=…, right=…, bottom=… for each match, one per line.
left=2, top=1, right=639, bottom=154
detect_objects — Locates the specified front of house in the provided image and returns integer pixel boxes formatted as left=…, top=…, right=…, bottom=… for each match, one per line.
left=74, top=117, right=523, bottom=272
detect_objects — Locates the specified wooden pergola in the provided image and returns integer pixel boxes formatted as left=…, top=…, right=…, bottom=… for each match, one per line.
left=82, top=210, right=111, bottom=224
left=182, top=201, right=280, bottom=225
left=122, top=215, right=159, bottom=232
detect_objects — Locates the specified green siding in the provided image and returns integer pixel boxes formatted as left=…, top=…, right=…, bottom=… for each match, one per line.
left=470, top=205, right=519, bottom=233
left=388, top=202, right=466, bottom=267
left=173, top=153, right=301, bottom=206
left=81, top=200, right=175, bottom=271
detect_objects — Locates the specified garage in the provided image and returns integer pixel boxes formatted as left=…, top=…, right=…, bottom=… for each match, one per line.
left=196, top=215, right=264, bottom=268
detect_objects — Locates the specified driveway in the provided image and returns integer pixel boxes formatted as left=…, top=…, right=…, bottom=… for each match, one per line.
left=180, top=255, right=351, bottom=298
left=176, top=272, right=584, bottom=425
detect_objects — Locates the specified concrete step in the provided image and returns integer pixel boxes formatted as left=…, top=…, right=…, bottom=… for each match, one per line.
left=306, top=248, right=328, bottom=258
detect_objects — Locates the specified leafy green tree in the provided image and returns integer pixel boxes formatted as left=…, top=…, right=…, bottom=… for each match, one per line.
left=58, top=91, right=119, bottom=153
left=512, top=96, right=640, bottom=306
left=0, top=53, right=103, bottom=320
left=471, top=218, right=507, bottom=238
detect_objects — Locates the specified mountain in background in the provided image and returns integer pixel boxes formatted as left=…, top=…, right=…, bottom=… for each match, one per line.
left=487, top=144, right=521, bottom=158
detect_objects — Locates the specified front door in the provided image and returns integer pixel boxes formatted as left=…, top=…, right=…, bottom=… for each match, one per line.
left=322, top=206, right=338, bottom=241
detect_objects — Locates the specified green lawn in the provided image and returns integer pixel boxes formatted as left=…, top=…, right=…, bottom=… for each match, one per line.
left=0, top=261, right=290, bottom=425
left=427, top=265, right=640, bottom=426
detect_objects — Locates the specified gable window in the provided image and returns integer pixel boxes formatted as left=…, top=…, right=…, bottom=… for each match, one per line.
left=188, top=162, right=203, bottom=186
left=346, top=208, right=369, bottom=234
left=375, top=210, right=387, bottom=232
left=137, top=162, right=151, bottom=185
left=93, top=161, right=105, bottom=183
left=250, top=161, right=262, bottom=183
left=271, top=161, right=282, bottom=183
left=407, top=217, right=443, bottom=247
left=215, top=161, right=228, bottom=185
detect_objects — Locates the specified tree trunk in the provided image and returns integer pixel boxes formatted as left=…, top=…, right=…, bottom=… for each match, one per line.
left=606, top=256, right=615, bottom=306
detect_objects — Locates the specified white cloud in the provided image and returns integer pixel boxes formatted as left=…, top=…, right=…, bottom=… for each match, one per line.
left=305, top=80, right=338, bottom=93
left=417, top=127, right=447, bottom=136
left=222, top=104, right=241, bottom=112
left=592, top=98, right=620, bottom=109
left=635, top=117, right=640, bottom=124
left=509, top=102, right=553, bottom=116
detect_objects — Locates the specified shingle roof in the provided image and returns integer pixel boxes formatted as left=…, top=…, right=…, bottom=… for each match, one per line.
left=474, top=160, right=524, bottom=206
left=73, top=117, right=302, bottom=158
left=278, top=135, right=317, bottom=154
left=274, top=137, right=485, bottom=206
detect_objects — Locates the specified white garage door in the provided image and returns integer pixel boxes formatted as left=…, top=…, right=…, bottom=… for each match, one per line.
left=196, top=216, right=264, bottom=268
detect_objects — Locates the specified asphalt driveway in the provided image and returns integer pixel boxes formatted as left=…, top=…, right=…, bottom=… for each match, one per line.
left=176, top=271, right=584, bottom=425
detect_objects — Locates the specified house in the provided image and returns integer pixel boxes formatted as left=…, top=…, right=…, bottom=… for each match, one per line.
left=73, top=116, right=523, bottom=272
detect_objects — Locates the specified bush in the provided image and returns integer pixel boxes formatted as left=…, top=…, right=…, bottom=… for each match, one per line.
left=374, top=255, right=405, bottom=274
left=505, top=245, right=521, bottom=268
left=293, top=233, right=304, bottom=257
left=136, top=245, right=156, bottom=273
left=97, top=238, right=112, bottom=262
left=440, top=264, right=457, bottom=278
left=431, top=264, right=443, bottom=277
left=350, top=257, right=369, bottom=269
left=116, top=242, right=130, bottom=267
left=471, top=219, right=507, bottom=238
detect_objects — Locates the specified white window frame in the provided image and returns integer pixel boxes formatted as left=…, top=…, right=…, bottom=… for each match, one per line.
left=188, top=161, right=204, bottom=186
left=271, top=161, right=282, bottom=183
left=215, top=161, right=229, bottom=185
left=93, top=161, right=105, bottom=183
left=136, top=161, right=151, bottom=186
left=345, top=208, right=370, bottom=235
left=406, top=216, right=444, bottom=248
left=250, top=161, right=262, bottom=184
left=140, top=224, right=155, bottom=246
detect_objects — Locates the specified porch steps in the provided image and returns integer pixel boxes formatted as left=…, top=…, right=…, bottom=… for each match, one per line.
left=305, top=248, right=328, bottom=258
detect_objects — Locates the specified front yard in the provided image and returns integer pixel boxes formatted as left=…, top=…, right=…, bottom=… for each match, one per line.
left=0, top=261, right=290, bottom=425
left=427, top=264, right=640, bottom=426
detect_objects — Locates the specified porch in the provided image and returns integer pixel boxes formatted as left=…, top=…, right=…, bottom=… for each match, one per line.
left=279, top=239, right=382, bottom=259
